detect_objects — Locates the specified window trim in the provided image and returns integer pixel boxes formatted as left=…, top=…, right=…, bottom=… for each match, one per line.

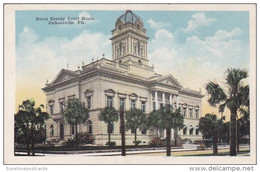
left=131, top=99, right=136, bottom=109
left=141, top=101, right=146, bottom=113
left=106, top=96, right=113, bottom=108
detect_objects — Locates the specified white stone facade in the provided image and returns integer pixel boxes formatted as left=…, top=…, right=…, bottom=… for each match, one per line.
left=42, top=10, right=204, bottom=146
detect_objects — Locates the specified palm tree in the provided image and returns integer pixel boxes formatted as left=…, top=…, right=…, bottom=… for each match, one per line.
left=15, top=99, right=49, bottom=156
left=199, top=113, right=223, bottom=155
left=99, top=107, right=119, bottom=143
left=63, top=98, right=89, bottom=144
left=125, top=108, right=147, bottom=146
left=205, top=68, right=248, bottom=156
left=172, top=108, right=184, bottom=147
left=148, top=110, right=161, bottom=137
left=152, top=104, right=183, bottom=156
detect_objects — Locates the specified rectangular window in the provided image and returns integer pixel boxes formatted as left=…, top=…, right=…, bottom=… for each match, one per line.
left=60, top=102, right=64, bottom=113
left=123, top=46, right=125, bottom=55
left=50, top=105, right=54, bottom=115
left=87, top=96, right=92, bottom=109
left=196, top=110, right=199, bottom=119
left=141, top=101, right=146, bottom=113
left=183, top=108, right=186, bottom=118
left=131, top=100, right=136, bottom=109
left=190, top=109, right=193, bottom=118
left=107, top=96, right=113, bottom=107
left=119, top=98, right=125, bottom=109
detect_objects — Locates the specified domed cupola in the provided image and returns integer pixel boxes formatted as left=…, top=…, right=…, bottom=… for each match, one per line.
left=116, top=10, right=143, bottom=25
left=110, top=10, right=149, bottom=66
left=114, top=10, right=144, bottom=33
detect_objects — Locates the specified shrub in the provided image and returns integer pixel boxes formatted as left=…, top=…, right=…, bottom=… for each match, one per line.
left=77, top=132, right=95, bottom=144
left=149, top=137, right=163, bottom=146
left=193, top=140, right=203, bottom=144
left=106, top=141, right=116, bottom=147
left=63, top=132, right=95, bottom=147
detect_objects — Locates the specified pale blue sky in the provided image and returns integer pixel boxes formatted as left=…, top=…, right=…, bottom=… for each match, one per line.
left=16, top=10, right=249, bottom=43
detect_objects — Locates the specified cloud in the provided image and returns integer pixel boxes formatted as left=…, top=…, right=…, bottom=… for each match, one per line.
left=78, top=11, right=91, bottom=19
left=147, top=18, right=170, bottom=30
left=148, top=27, right=248, bottom=92
left=183, top=13, right=215, bottom=32
left=16, top=26, right=111, bottom=88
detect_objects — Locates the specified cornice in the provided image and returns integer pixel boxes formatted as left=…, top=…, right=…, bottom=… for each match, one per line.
left=179, top=89, right=204, bottom=98
left=42, top=66, right=204, bottom=100
left=110, top=29, right=149, bottom=41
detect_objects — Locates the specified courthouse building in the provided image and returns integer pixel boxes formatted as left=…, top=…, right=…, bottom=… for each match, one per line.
left=42, top=10, right=204, bottom=145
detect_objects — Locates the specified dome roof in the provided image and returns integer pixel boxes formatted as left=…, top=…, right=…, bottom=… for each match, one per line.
left=116, top=10, right=143, bottom=25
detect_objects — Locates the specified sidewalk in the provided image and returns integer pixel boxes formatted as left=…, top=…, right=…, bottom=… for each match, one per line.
left=15, top=144, right=246, bottom=157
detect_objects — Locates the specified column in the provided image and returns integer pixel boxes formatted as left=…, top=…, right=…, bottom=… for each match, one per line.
left=162, top=92, right=165, bottom=105
left=125, top=95, right=130, bottom=111
left=155, top=91, right=158, bottom=110
left=137, top=96, right=140, bottom=109
left=169, top=94, right=173, bottom=106
left=114, top=93, right=118, bottom=110
left=150, top=92, right=153, bottom=112
left=176, top=95, right=179, bottom=108
left=173, top=95, right=177, bottom=108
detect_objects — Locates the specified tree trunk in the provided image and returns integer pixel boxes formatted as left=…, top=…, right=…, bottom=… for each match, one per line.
left=230, top=110, right=237, bottom=156
left=213, top=130, right=218, bottom=155
left=134, top=129, right=137, bottom=146
left=108, top=123, right=111, bottom=143
left=26, top=122, right=30, bottom=156
left=120, top=108, right=126, bottom=156
left=75, top=121, right=78, bottom=150
left=174, top=127, right=178, bottom=147
left=31, top=123, right=35, bottom=156
left=166, top=128, right=171, bottom=156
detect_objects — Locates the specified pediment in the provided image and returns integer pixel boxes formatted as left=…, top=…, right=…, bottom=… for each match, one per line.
left=157, top=74, right=182, bottom=88
left=104, top=89, right=116, bottom=93
left=129, top=93, right=138, bottom=97
left=51, top=69, right=77, bottom=85
left=129, top=93, right=138, bottom=100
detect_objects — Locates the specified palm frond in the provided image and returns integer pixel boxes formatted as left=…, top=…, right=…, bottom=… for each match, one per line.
left=206, top=81, right=227, bottom=106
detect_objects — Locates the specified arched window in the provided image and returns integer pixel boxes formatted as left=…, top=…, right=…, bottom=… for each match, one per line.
left=87, top=120, right=93, bottom=133
left=190, top=125, right=194, bottom=135
left=196, top=125, right=199, bottom=135
left=137, top=42, right=141, bottom=55
left=119, top=42, right=123, bottom=55
left=50, top=125, right=54, bottom=137
left=183, top=125, right=187, bottom=135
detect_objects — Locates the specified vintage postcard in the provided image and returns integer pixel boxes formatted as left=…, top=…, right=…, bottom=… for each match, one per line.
left=3, top=4, right=256, bottom=165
